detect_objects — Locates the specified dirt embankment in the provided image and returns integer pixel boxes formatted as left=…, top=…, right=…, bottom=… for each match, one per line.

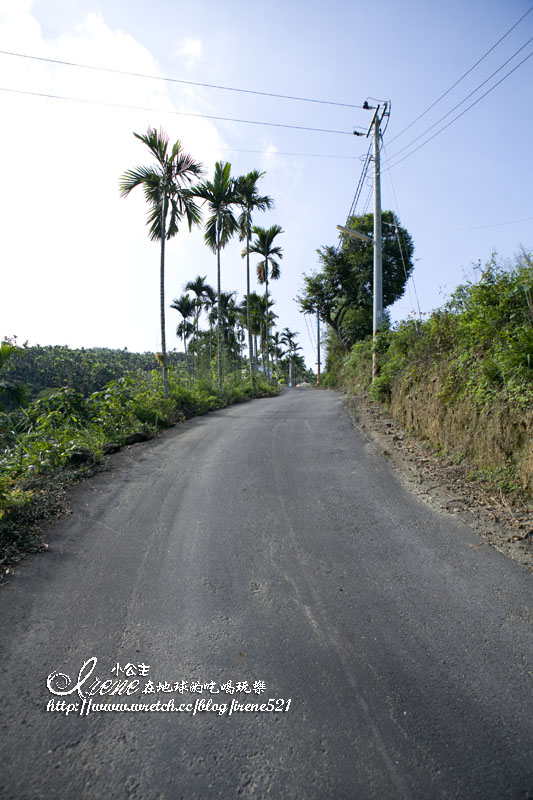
left=347, top=392, right=533, bottom=574
left=389, top=368, right=533, bottom=496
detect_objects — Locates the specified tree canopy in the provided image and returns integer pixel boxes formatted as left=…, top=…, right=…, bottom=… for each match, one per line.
left=298, top=211, right=414, bottom=348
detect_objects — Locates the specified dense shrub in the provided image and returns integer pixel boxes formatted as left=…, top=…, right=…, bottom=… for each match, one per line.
left=326, top=254, right=533, bottom=407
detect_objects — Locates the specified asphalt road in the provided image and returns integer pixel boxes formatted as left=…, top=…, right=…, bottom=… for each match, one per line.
left=1, top=387, right=532, bottom=799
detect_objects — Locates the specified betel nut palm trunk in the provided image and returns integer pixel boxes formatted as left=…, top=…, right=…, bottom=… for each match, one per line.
left=246, top=227, right=254, bottom=384
left=217, top=214, right=222, bottom=392
left=160, top=192, right=169, bottom=399
left=264, top=259, right=269, bottom=383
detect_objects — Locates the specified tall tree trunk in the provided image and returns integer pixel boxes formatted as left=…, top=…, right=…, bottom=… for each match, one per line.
left=246, top=225, right=254, bottom=384
left=183, top=336, right=189, bottom=377
left=264, top=258, right=270, bottom=383
left=216, top=217, right=222, bottom=392
left=195, top=301, right=200, bottom=380
left=160, top=195, right=169, bottom=398
left=261, top=322, right=266, bottom=377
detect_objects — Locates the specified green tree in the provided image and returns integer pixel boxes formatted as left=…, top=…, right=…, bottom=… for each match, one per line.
left=170, top=293, right=195, bottom=375
left=235, top=171, right=273, bottom=382
left=192, top=162, right=240, bottom=390
left=203, top=285, right=217, bottom=367
left=281, top=328, right=301, bottom=386
left=0, top=339, right=26, bottom=412
left=184, top=275, right=214, bottom=337
left=239, top=291, right=263, bottom=373
left=270, top=330, right=284, bottom=381
left=245, top=224, right=284, bottom=381
left=298, top=211, right=414, bottom=349
left=120, top=127, right=203, bottom=397
left=184, top=275, right=215, bottom=377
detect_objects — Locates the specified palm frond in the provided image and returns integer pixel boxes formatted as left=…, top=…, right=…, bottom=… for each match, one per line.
left=235, top=170, right=274, bottom=241
left=119, top=165, right=161, bottom=197
left=256, top=261, right=267, bottom=284
left=171, top=293, right=195, bottom=319
left=133, top=127, right=169, bottom=167
left=203, top=214, right=218, bottom=253
left=121, top=128, right=204, bottom=241
left=269, top=259, right=281, bottom=280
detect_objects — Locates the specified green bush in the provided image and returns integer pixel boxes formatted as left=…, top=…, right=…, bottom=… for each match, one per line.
left=324, top=253, right=533, bottom=410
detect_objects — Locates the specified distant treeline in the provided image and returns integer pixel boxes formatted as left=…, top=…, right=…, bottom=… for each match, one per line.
left=2, top=344, right=186, bottom=398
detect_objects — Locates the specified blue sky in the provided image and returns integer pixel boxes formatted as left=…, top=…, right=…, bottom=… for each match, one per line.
left=0, top=0, right=531, bottom=371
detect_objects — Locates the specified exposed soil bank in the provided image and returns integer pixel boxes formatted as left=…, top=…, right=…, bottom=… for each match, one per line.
left=390, top=367, right=533, bottom=496
left=347, top=392, right=533, bottom=574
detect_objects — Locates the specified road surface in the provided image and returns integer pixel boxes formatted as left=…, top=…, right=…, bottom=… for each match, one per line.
left=1, top=387, right=532, bottom=799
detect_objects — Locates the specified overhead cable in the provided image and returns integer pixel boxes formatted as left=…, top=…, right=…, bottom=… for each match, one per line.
left=450, top=215, right=533, bottom=230
left=384, top=49, right=533, bottom=171
left=0, top=49, right=365, bottom=109
left=219, top=147, right=358, bottom=160
left=382, top=143, right=423, bottom=320
left=346, top=143, right=373, bottom=222
left=0, top=86, right=355, bottom=135
left=388, top=36, right=533, bottom=162
left=387, top=5, right=533, bottom=146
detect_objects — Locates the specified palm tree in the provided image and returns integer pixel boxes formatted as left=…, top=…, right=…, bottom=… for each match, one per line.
left=245, top=224, right=284, bottom=382
left=240, top=292, right=275, bottom=375
left=281, top=328, right=301, bottom=387
left=239, top=292, right=262, bottom=373
left=170, top=293, right=195, bottom=375
left=191, top=162, right=240, bottom=391
left=211, top=291, right=239, bottom=374
left=120, top=127, right=203, bottom=397
left=176, top=320, right=195, bottom=375
left=236, top=171, right=273, bottom=382
left=203, top=285, right=217, bottom=367
left=270, top=330, right=284, bottom=382
left=184, top=275, right=213, bottom=336
left=184, top=275, right=214, bottom=377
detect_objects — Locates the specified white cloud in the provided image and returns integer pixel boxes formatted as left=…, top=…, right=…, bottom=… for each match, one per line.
left=174, top=37, right=203, bottom=70
left=0, top=6, right=224, bottom=352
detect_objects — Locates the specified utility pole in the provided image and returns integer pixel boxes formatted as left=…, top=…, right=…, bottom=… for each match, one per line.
left=352, top=100, right=388, bottom=381
left=371, top=107, right=383, bottom=382
left=316, top=311, right=321, bottom=384
left=363, top=102, right=387, bottom=381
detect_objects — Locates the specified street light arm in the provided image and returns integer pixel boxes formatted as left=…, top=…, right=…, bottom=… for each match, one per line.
left=336, top=224, right=373, bottom=243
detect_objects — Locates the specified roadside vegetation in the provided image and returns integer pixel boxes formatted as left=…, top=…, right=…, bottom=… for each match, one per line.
left=0, top=125, right=314, bottom=573
left=319, top=250, right=533, bottom=501
left=0, top=341, right=282, bottom=572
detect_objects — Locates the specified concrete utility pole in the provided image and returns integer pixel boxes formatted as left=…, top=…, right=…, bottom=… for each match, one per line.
left=316, top=311, right=321, bottom=384
left=341, top=99, right=389, bottom=383
left=371, top=108, right=383, bottom=382
left=362, top=101, right=388, bottom=381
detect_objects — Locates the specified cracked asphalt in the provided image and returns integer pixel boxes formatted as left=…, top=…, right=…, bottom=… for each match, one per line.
left=0, top=387, right=532, bottom=799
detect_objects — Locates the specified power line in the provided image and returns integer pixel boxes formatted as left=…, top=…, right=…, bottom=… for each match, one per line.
left=219, top=146, right=358, bottom=160
left=450, top=215, right=533, bottom=230
left=346, top=143, right=373, bottom=221
left=362, top=182, right=373, bottom=214
left=384, top=49, right=533, bottom=171
left=0, top=49, right=365, bottom=110
left=0, top=86, right=355, bottom=135
left=388, top=35, right=533, bottom=162
left=303, top=313, right=316, bottom=350
left=381, top=142, right=422, bottom=321
left=388, top=5, right=533, bottom=146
